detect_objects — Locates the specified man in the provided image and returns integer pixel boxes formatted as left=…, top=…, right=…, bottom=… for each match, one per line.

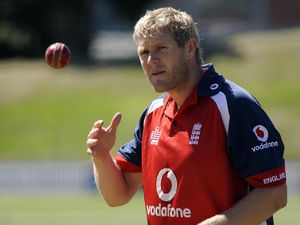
left=87, top=7, right=287, bottom=225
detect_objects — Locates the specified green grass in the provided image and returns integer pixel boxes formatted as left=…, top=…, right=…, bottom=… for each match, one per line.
left=0, top=27, right=300, bottom=159
left=0, top=194, right=146, bottom=225
left=0, top=193, right=299, bottom=225
left=0, top=62, right=158, bottom=159
left=275, top=194, right=300, bottom=225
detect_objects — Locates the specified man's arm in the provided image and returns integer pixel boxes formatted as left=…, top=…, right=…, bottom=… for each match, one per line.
left=198, top=183, right=287, bottom=225
left=92, top=154, right=142, bottom=206
left=87, top=113, right=142, bottom=206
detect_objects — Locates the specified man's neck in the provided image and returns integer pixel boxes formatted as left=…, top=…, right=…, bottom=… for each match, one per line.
left=169, top=66, right=204, bottom=108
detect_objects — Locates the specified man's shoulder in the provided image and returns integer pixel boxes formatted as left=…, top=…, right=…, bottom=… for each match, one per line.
left=146, top=94, right=166, bottom=115
left=221, top=79, right=259, bottom=108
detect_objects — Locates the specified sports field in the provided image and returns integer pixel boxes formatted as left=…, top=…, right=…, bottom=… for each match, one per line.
left=0, top=194, right=146, bottom=225
left=0, top=28, right=299, bottom=159
left=0, top=27, right=300, bottom=224
left=0, top=193, right=299, bottom=225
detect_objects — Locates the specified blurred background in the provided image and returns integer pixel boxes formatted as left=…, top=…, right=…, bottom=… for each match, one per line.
left=0, top=0, right=299, bottom=224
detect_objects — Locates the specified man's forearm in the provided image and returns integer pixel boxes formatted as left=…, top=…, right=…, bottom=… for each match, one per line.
left=198, top=184, right=287, bottom=225
left=92, top=153, right=130, bottom=207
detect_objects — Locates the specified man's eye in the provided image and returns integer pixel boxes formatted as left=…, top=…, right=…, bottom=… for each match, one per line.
left=140, top=50, right=149, bottom=56
left=159, top=46, right=167, bottom=50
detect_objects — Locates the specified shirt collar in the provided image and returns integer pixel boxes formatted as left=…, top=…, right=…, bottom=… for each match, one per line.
left=163, top=63, right=225, bottom=118
left=163, top=85, right=199, bottom=119
left=198, top=63, right=225, bottom=97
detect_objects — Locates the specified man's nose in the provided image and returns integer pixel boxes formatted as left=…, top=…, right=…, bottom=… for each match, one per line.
left=147, top=53, right=159, bottom=64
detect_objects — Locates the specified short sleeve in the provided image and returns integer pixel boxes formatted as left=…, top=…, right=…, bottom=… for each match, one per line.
left=114, top=108, right=147, bottom=173
left=228, top=93, right=286, bottom=187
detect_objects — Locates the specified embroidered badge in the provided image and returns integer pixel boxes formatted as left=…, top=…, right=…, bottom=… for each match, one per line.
left=189, top=122, right=202, bottom=145
left=150, top=127, right=161, bottom=145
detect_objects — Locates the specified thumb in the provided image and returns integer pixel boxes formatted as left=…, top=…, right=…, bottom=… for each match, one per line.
left=108, top=112, right=122, bottom=132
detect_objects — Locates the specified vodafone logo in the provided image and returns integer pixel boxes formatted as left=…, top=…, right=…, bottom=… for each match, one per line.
left=251, top=125, right=279, bottom=152
left=146, top=168, right=192, bottom=218
left=253, top=125, right=268, bottom=142
left=156, top=168, right=177, bottom=201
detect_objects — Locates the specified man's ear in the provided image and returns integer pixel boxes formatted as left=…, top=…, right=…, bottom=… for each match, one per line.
left=185, top=38, right=198, bottom=60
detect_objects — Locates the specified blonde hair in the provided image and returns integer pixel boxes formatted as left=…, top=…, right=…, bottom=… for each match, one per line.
left=133, top=7, right=203, bottom=65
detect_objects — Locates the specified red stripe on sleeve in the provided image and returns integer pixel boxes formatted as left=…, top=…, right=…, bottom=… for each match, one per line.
left=246, top=166, right=286, bottom=188
left=114, top=154, right=141, bottom=173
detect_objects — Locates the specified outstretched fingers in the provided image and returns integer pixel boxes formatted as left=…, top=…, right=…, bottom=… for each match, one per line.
left=86, top=113, right=122, bottom=157
left=108, top=112, right=122, bottom=133
left=93, top=120, right=104, bottom=129
left=87, top=120, right=104, bottom=139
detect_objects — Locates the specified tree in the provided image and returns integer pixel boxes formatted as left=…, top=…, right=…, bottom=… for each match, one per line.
left=0, top=0, right=92, bottom=62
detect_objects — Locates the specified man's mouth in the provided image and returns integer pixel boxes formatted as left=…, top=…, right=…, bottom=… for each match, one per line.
left=151, top=71, right=165, bottom=76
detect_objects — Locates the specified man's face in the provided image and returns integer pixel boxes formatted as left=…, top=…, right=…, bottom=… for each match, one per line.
left=136, top=32, right=190, bottom=93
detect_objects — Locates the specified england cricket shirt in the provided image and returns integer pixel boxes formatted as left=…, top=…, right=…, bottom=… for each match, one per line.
left=115, top=64, right=286, bottom=225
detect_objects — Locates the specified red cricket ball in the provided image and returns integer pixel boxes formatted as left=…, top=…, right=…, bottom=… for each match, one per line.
left=45, top=42, right=71, bottom=69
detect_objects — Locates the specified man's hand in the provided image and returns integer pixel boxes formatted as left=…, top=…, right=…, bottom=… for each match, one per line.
left=87, top=112, right=122, bottom=159
left=197, top=184, right=287, bottom=225
left=197, top=215, right=228, bottom=225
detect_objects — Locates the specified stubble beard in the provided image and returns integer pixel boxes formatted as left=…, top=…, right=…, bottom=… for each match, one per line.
left=151, top=59, right=190, bottom=93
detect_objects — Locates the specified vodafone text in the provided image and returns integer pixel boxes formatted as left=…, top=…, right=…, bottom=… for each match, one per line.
left=146, top=203, right=192, bottom=218
left=251, top=141, right=279, bottom=152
